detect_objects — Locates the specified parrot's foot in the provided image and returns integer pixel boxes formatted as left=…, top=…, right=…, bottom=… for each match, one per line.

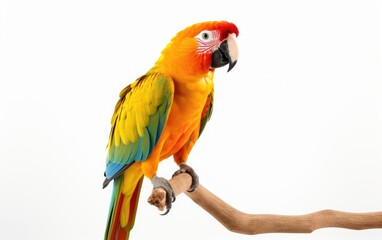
left=172, top=162, right=199, bottom=192
left=149, top=175, right=175, bottom=215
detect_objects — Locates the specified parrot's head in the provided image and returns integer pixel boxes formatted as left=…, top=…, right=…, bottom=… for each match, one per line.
left=153, top=21, right=239, bottom=79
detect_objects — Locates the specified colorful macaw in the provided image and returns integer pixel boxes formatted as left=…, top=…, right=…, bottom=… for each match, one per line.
left=103, top=21, right=239, bottom=240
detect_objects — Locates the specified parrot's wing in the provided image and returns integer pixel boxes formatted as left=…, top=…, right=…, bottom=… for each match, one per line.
left=198, top=91, right=214, bottom=137
left=105, top=73, right=174, bottom=181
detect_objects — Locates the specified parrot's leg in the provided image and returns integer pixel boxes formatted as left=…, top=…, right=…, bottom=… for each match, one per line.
left=173, top=132, right=200, bottom=192
left=172, top=162, right=200, bottom=192
left=151, top=175, right=176, bottom=215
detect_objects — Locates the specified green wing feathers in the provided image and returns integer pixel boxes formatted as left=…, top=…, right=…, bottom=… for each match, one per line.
left=104, top=73, right=174, bottom=184
left=199, top=92, right=214, bottom=137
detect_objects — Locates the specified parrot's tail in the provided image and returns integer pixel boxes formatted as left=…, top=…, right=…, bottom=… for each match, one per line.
left=104, top=169, right=144, bottom=240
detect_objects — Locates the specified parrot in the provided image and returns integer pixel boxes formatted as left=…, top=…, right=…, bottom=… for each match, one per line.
left=103, top=20, right=239, bottom=240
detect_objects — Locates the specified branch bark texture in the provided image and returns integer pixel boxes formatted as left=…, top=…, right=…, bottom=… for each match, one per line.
left=148, top=173, right=382, bottom=235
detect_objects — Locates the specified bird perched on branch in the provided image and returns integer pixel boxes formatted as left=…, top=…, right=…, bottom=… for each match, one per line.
left=103, top=21, right=239, bottom=240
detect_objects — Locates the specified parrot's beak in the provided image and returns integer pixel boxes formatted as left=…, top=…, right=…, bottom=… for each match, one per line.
left=211, top=33, right=239, bottom=72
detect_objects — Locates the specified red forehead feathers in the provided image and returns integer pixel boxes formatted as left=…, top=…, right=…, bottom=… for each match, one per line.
left=174, top=21, right=239, bottom=41
left=216, top=21, right=239, bottom=40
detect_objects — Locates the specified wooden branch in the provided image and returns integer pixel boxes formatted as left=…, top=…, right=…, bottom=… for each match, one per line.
left=148, top=173, right=382, bottom=235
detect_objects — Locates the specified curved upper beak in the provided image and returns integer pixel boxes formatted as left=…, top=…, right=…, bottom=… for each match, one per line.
left=211, top=33, right=239, bottom=72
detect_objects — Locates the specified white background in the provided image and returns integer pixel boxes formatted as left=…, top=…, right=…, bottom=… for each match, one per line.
left=1, top=0, right=382, bottom=239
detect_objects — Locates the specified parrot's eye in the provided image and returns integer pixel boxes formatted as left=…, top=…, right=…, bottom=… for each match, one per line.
left=196, top=30, right=215, bottom=43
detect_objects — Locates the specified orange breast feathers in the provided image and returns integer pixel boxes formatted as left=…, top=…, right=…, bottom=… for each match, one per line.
left=147, top=71, right=213, bottom=165
left=159, top=71, right=214, bottom=160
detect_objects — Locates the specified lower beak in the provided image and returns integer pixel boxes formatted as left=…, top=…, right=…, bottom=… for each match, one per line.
left=211, top=33, right=239, bottom=72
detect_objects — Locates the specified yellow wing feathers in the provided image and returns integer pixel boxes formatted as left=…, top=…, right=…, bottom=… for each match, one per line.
left=109, top=74, right=174, bottom=148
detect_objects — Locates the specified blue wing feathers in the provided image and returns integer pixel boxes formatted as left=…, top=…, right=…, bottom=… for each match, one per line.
left=106, top=162, right=126, bottom=179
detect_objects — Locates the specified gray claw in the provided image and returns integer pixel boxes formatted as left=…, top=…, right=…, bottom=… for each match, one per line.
left=172, top=163, right=199, bottom=192
left=151, top=175, right=175, bottom=214
left=160, top=209, right=170, bottom=216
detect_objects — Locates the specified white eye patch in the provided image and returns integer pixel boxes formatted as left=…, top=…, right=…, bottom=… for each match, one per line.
left=195, top=30, right=220, bottom=53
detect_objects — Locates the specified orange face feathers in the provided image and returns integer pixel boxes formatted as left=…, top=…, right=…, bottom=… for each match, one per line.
left=151, top=21, right=239, bottom=79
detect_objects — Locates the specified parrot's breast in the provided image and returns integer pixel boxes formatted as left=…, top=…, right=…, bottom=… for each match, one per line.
left=158, top=73, right=213, bottom=159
